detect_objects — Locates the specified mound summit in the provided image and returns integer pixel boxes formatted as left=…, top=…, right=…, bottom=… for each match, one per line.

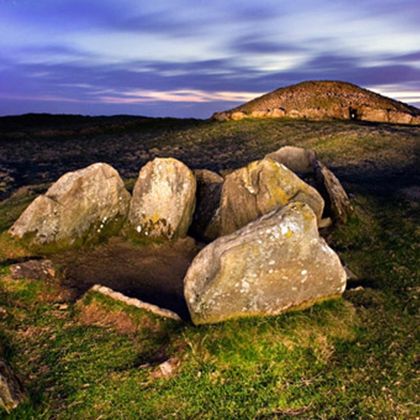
left=213, top=80, right=420, bottom=125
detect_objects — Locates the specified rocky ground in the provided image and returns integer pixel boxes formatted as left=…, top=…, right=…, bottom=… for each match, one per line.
left=0, top=115, right=419, bottom=418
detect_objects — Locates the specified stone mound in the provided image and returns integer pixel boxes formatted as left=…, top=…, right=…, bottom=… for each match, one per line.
left=212, top=80, right=420, bottom=125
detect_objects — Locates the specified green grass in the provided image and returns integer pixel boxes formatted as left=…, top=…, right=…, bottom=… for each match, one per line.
left=0, top=192, right=418, bottom=418
left=0, top=119, right=419, bottom=418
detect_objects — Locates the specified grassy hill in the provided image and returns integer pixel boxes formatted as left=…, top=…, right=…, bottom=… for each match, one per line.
left=0, top=115, right=419, bottom=418
left=213, top=81, right=420, bottom=125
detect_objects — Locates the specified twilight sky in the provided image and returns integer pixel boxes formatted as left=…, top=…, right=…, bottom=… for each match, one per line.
left=1, top=0, right=420, bottom=118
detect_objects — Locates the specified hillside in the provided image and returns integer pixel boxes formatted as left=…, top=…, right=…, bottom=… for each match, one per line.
left=213, top=80, right=420, bottom=125
left=0, top=115, right=419, bottom=418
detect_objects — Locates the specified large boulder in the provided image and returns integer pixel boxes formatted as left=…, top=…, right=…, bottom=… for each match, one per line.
left=312, top=160, right=353, bottom=224
left=190, top=169, right=223, bottom=241
left=184, top=202, right=347, bottom=325
left=206, top=158, right=324, bottom=239
left=265, top=146, right=317, bottom=175
left=9, top=163, right=130, bottom=248
left=264, top=146, right=352, bottom=224
left=128, top=158, right=196, bottom=239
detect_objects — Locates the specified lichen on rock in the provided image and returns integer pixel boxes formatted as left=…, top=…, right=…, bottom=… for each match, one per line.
left=9, top=163, right=131, bottom=250
left=184, top=202, right=347, bottom=325
left=128, top=158, right=196, bottom=239
left=205, top=157, right=324, bottom=239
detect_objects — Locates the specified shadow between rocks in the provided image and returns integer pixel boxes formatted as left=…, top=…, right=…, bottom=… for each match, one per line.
left=52, top=237, right=202, bottom=321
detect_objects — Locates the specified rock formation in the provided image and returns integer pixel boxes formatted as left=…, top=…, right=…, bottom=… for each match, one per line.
left=9, top=163, right=130, bottom=249
left=265, top=145, right=316, bottom=175
left=265, top=146, right=353, bottom=224
left=8, top=154, right=350, bottom=325
left=190, top=169, right=224, bottom=241
left=184, top=202, right=347, bottom=325
left=312, top=159, right=353, bottom=224
left=203, top=158, right=324, bottom=240
left=128, top=158, right=196, bottom=239
left=212, top=81, right=420, bottom=125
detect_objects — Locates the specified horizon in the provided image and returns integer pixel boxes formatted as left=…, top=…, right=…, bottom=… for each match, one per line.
left=1, top=0, right=420, bottom=118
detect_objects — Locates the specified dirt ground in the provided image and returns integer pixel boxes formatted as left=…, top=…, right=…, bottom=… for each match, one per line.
left=53, top=237, right=202, bottom=319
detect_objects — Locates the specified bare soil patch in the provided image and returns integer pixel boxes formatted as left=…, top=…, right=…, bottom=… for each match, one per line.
left=53, top=237, right=201, bottom=319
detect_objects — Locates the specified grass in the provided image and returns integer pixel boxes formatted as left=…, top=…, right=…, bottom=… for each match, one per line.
left=0, top=193, right=418, bottom=418
left=1, top=118, right=419, bottom=193
left=0, top=118, right=419, bottom=418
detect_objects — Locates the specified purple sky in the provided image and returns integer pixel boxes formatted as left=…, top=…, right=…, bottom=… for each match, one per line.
left=1, top=0, right=420, bottom=118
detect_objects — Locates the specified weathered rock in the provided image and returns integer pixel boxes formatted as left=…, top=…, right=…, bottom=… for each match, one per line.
left=207, top=158, right=324, bottom=239
left=129, top=158, right=196, bottom=239
left=212, top=112, right=230, bottom=122
left=230, top=111, right=246, bottom=121
left=250, top=110, right=268, bottom=118
left=312, top=160, right=353, bottom=224
left=388, top=111, right=413, bottom=125
left=10, top=259, right=56, bottom=281
left=191, top=169, right=224, bottom=241
left=0, top=359, right=26, bottom=412
left=267, top=108, right=286, bottom=118
left=265, top=146, right=317, bottom=175
left=90, top=285, right=182, bottom=321
left=359, top=106, right=389, bottom=123
left=9, top=163, right=130, bottom=248
left=184, top=202, right=347, bottom=325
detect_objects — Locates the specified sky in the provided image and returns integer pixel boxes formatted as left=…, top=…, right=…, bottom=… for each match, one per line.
left=1, top=0, right=420, bottom=118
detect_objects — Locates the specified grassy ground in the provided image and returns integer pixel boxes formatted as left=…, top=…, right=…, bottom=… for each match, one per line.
left=0, top=117, right=419, bottom=418
left=1, top=117, right=419, bottom=197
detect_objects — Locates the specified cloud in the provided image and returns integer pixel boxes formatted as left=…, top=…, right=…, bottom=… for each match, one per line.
left=99, top=89, right=262, bottom=104
left=0, top=0, right=419, bottom=116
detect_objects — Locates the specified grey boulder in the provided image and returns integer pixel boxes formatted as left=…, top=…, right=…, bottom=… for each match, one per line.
left=128, top=158, right=196, bottom=239
left=9, top=163, right=130, bottom=249
left=184, top=202, right=347, bottom=325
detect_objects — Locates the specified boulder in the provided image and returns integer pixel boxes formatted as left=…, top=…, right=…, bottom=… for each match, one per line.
left=230, top=111, right=246, bottom=121
left=250, top=110, right=268, bottom=118
left=191, top=169, right=223, bottom=241
left=206, top=158, right=324, bottom=239
left=184, top=202, right=347, bottom=325
left=128, top=158, right=196, bottom=239
left=388, top=111, right=413, bottom=125
left=10, top=259, right=56, bottom=281
left=9, top=163, right=130, bottom=248
left=265, top=146, right=317, bottom=175
left=212, top=112, right=230, bottom=122
left=312, top=160, right=353, bottom=224
left=267, top=108, right=286, bottom=118
left=0, top=359, right=26, bottom=412
left=360, top=106, right=389, bottom=123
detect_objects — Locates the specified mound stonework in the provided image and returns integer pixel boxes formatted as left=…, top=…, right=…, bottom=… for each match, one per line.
left=212, top=81, right=420, bottom=125
left=128, top=158, right=196, bottom=239
left=184, top=202, right=347, bottom=325
left=9, top=163, right=130, bottom=248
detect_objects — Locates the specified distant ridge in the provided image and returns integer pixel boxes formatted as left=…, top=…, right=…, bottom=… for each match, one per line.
left=212, top=80, right=420, bottom=125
